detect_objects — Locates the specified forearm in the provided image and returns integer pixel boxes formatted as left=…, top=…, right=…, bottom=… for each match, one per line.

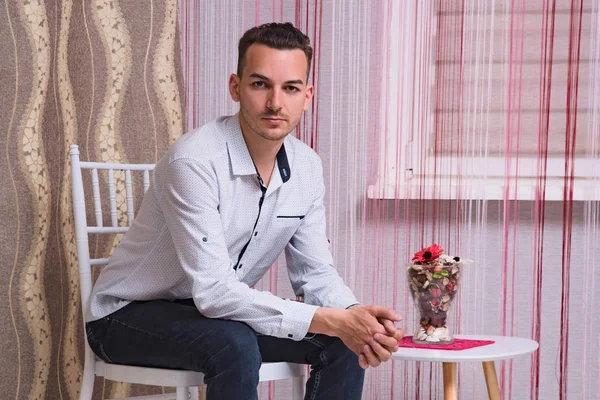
left=307, top=307, right=346, bottom=336
left=192, top=279, right=318, bottom=340
left=286, top=249, right=359, bottom=309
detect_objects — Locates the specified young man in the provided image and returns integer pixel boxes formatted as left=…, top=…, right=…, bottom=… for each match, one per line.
left=86, top=22, right=404, bottom=400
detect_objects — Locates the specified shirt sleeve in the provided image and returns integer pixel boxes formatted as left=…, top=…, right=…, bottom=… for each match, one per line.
left=285, top=160, right=359, bottom=309
left=160, top=157, right=318, bottom=340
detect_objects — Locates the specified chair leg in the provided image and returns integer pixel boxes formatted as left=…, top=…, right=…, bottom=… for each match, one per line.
left=188, top=387, right=199, bottom=400
left=291, top=376, right=304, bottom=400
left=176, top=387, right=188, bottom=400
left=79, top=347, right=96, bottom=400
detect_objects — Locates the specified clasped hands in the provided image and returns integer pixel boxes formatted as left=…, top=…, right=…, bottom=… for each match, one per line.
left=341, top=305, right=404, bottom=369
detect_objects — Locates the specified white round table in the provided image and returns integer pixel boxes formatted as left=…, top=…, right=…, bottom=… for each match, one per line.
left=391, top=335, right=539, bottom=400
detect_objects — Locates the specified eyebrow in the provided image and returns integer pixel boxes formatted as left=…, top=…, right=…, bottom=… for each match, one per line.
left=249, top=73, right=304, bottom=86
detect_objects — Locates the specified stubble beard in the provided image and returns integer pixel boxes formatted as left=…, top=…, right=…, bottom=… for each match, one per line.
left=240, top=107, right=296, bottom=142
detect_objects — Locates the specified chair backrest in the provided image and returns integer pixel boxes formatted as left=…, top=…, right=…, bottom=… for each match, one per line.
left=71, top=145, right=307, bottom=400
left=69, top=144, right=155, bottom=323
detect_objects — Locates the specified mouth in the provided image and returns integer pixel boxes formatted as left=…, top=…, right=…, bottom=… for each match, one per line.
left=262, top=117, right=286, bottom=125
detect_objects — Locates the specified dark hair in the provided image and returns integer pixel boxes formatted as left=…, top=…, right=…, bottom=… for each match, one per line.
left=237, top=22, right=313, bottom=80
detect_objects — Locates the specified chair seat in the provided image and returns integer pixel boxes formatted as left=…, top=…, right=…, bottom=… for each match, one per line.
left=96, top=360, right=306, bottom=387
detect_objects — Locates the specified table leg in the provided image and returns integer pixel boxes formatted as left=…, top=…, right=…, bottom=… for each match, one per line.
left=442, top=362, right=457, bottom=400
left=482, top=361, right=501, bottom=400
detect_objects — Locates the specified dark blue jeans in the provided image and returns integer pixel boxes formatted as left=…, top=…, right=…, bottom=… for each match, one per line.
left=86, top=299, right=364, bottom=400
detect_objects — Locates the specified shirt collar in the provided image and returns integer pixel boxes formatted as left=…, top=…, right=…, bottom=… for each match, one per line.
left=276, top=144, right=291, bottom=184
left=226, top=114, right=257, bottom=176
left=226, top=113, right=292, bottom=184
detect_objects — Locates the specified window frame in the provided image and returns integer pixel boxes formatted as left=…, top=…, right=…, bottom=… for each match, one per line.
left=368, top=1, right=599, bottom=201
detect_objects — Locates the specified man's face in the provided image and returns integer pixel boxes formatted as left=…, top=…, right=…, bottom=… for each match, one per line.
left=229, top=44, right=314, bottom=142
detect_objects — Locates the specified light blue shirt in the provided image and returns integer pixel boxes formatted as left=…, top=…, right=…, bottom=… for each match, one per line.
left=87, top=114, right=358, bottom=340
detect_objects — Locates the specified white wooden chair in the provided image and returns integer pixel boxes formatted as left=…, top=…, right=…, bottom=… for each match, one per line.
left=70, top=144, right=306, bottom=400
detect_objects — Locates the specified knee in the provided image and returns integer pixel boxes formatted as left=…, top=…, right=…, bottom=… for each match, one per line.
left=325, top=337, right=357, bottom=361
left=202, top=322, right=261, bottom=374
left=310, top=336, right=362, bottom=373
left=331, top=338, right=361, bottom=366
left=227, top=324, right=262, bottom=365
left=328, top=338, right=365, bottom=384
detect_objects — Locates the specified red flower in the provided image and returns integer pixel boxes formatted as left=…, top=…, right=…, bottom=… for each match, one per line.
left=412, top=244, right=444, bottom=263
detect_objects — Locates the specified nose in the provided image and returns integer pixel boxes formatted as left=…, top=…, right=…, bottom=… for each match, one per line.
left=267, top=88, right=282, bottom=112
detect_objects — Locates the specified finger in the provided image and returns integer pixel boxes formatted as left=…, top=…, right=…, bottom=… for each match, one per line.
left=393, top=328, right=406, bottom=341
left=358, top=353, right=369, bottom=369
left=369, top=306, right=402, bottom=322
left=368, top=339, right=392, bottom=363
left=374, top=333, right=399, bottom=353
left=363, top=344, right=382, bottom=367
left=380, top=318, right=398, bottom=335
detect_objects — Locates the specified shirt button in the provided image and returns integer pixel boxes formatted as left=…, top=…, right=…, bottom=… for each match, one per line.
left=288, top=334, right=293, bottom=338
left=238, top=264, right=243, bottom=269
left=202, top=237, right=207, bottom=242
left=254, top=232, right=258, bottom=236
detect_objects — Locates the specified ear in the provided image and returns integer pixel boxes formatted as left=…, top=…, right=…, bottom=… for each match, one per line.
left=303, top=84, right=314, bottom=111
left=229, top=74, right=241, bottom=102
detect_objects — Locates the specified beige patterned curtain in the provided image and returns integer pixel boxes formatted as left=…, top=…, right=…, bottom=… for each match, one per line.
left=0, top=0, right=184, bottom=398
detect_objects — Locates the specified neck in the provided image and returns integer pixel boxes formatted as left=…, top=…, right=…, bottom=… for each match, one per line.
left=243, top=134, right=282, bottom=166
left=238, top=118, right=284, bottom=186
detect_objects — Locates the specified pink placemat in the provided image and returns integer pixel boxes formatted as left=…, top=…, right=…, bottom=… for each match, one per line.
left=399, top=336, right=495, bottom=350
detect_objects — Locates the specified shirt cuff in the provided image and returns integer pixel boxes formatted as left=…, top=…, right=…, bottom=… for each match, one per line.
left=280, top=300, right=319, bottom=341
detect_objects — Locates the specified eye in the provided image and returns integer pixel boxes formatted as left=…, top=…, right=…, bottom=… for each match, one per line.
left=285, top=86, right=300, bottom=92
left=251, top=81, right=266, bottom=88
